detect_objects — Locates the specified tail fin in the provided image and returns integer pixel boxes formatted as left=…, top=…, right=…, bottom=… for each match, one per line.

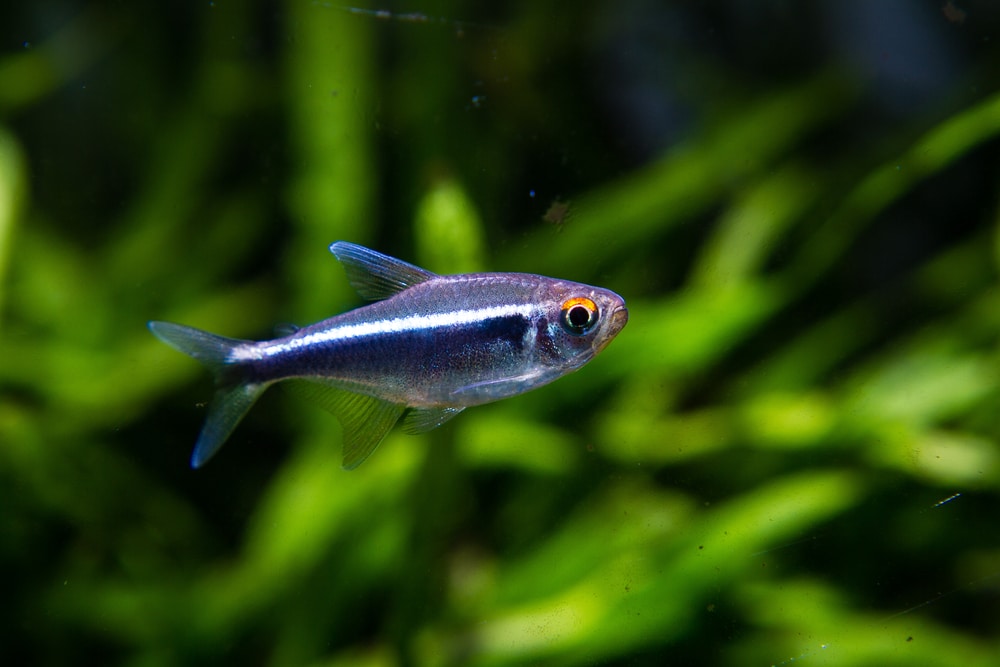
left=148, top=321, right=267, bottom=468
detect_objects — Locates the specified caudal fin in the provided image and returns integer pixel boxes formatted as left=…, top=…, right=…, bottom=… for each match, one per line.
left=148, top=321, right=267, bottom=468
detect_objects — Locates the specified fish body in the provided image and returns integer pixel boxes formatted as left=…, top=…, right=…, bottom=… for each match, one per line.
left=149, top=242, right=628, bottom=469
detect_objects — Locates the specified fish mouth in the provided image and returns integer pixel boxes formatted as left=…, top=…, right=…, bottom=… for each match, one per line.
left=594, top=305, right=629, bottom=353
left=609, top=305, right=629, bottom=335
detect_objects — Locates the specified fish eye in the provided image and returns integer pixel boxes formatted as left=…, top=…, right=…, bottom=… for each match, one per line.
left=560, top=297, right=599, bottom=335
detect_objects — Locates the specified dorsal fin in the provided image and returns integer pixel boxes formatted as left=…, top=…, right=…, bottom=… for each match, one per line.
left=329, top=241, right=437, bottom=302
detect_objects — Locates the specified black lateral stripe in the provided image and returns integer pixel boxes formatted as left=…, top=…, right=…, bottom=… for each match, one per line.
left=534, top=317, right=562, bottom=362
left=461, top=314, right=531, bottom=351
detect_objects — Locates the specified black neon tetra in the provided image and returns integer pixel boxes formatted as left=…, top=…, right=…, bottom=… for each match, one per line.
left=149, top=242, right=628, bottom=469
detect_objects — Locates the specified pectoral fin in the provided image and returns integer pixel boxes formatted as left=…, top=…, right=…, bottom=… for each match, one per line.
left=449, top=370, right=548, bottom=401
left=284, top=380, right=405, bottom=470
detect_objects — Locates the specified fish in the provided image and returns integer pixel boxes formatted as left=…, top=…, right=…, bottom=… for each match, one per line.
left=148, top=241, right=628, bottom=469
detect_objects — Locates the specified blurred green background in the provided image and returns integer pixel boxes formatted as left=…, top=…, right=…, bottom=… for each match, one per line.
left=2, top=1, right=1000, bottom=665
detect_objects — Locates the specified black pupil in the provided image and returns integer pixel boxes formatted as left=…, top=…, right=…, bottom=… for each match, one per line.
left=568, top=305, right=592, bottom=329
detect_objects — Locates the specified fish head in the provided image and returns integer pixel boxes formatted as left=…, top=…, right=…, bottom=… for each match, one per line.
left=536, top=280, right=628, bottom=371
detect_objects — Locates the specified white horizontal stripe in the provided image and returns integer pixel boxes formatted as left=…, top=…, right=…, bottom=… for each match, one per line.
left=250, top=302, right=535, bottom=359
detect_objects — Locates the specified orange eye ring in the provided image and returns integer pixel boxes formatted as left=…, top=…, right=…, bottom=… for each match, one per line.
left=560, top=297, right=599, bottom=335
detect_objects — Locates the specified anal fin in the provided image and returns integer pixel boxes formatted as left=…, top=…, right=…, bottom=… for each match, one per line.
left=284, top=380, right=405, bottom=470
